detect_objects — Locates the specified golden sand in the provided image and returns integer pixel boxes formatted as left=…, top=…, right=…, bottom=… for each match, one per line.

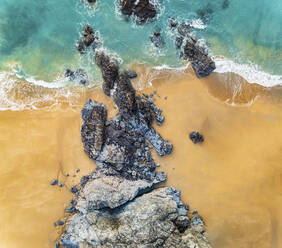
left=0, top=68, right=282, bottom=247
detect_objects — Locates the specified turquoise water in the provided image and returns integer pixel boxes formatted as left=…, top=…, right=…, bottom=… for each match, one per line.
left=0, top=0, right=281, bottom=83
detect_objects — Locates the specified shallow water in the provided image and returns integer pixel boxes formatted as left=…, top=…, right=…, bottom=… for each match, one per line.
left=0, top=0, right=281, bottom=85
left=0, top=69, right=282, bottom=247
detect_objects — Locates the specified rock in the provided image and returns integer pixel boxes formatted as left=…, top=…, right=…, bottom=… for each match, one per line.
left=65, top=69, right=75, bottom=80
left=113, top=73, right=137, bottom=119
left=183, top=40, right=215, bottom=78
left=81, top=100, right=107, bottom=160
left=86, top=0, right=96, bottom=4
left=57, top=221, right=64, bottom=226
left=177, top=23, right=192, bottom=37
left=59, top=183, right=64, bottom=187
left=120, top=0, right=157, bottom=24
left=169, top=18, right=178, bottom=28
left=74, top=168, right=166, bottom=212
left=196, top=5, right=214, bottom=23
left=175, top=36, right=183, bottom=49
left=61, top=187, right=211, bottom=248
left=50, top=179, right=58, bottom=186
left=124, top=70, right=137, bottom=79
left=189, top=131, right=204, bottom=144
left=95, top=52, right=119, bottom=96
left=76, top=40, right=85, bottom=54
left=222, top=0, right=229, bottom=9
left=150, top=30, right=165, bottom=48
left=82, top=25, right=95, bottom=47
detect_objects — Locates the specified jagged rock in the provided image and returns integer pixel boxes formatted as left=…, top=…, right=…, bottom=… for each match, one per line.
left=150, top=30, right=165, bottom=48
left=169, top=18, right=178, bottom=29
left=81, top=100, right=108, bottom=159
left=61, top=187, right=211, bottom=248
left=124, top=70, right=137, bottom=79
left=177, top=23, right=192, bottom=37
left=76, top=40, right=86, bottom=54
left=183, top=40, right=215, bottom=78
left=73, top=168, right=166, bottom=212
left=114, top=73, right=137, bottom=119
left=189, top=131, right=204, bottom=144
left=120, top=0, right=157, bottom=24
left=175, top=36, right=183, bottom=49
left=82, top=25, right=95, bottom=47
left=95, top=52, right=119, bottom=96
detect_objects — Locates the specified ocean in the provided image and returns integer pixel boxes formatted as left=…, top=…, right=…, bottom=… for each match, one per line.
left=0, top=0, right=281, bottom=92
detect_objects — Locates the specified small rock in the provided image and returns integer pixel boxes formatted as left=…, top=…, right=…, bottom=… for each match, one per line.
left=57, top=221, right=64, bottom=226
left=169, top=18, right=178, bottom=28
left=192, top=210, right=198, bottom=215
left=53, top=222, right=57, bottom=227
left=50, top=179, right=58, bottom=186
left=59, top=183, right=64, bottom=187
left=76, top=40, right=85, bottom=54
left=55, top=241, right=60, bottom=248
left=124, top=70, right=137, bottom=79
left=185, top=204, right=190, bottom=211
left=189, top=131, right=204, bottom=144
left=76, top=169, right=80, bottom=173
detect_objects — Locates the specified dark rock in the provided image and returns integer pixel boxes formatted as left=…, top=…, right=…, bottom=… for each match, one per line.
left=197, top=5, right=214, bottom=23
left=55, top=241, right=60, bottom=248
left=82, top=25, right=95, bottom=47
left=81, top=100, right=107, bottom=160
left=86, top=0, right=96, bottom=3
left=57, top=221, right=64, bottom=226
left=222, top=0, right=229, bottom=9
left=124, top=70, right=137, bottom=79
left=169, top=18, right=178, bottom=28
left=71, top=186, right=79, bottom=194
left=183, top=40, right=215, bottom=78
left=59, top=183, right=64, bottom=187
left=64, top=69, right=75, bottom=80
left=113, top=73, right=137, bottom=119
left=177, top=23, right=192, bottom=37
left=120, top=0, right=157, bottom=24
left=53, top=222, right=57, bottom=227
left=175, top=36, right=183, bottom=49
left=76, top=40, right=85, bottom=54
left=95, top=52, right=119, bottom=96
left=50, top=179, right=58, bottom=186
left=189, top=131, right=204, bottom=144
left=65, top=206, right=76, bottom=214
left=150, top=30, right=165, bottom=48
left=76, top=169, right=80, bottom=173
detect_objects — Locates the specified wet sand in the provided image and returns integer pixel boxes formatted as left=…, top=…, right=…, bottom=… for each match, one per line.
left=1, top=68, right=282, bottom=247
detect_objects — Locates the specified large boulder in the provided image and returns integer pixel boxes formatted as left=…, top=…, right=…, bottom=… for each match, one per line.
left=183, top=40, right=215, bottom=78
left=74, top=168, right=167, bottom=212
left=61, top=187, right=211, bottom=248
left=120, top=0, right=157, bottom=23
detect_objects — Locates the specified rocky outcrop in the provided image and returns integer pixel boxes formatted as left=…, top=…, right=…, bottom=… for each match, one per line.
left=183, top=39, right=216, bottom=78
left=95, top=52, right=119, bottom=96
left=189, top=131, right=204, bottom=144
left=61, top=187, right=211, bottom=248
left=58, top=51, right=211, bottom=248
left=120, top=0, right=157, bottom=24
left=77, top=25, right=99, bottom=54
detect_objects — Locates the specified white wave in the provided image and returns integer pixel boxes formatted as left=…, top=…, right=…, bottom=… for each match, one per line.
left=190, top=19, right=207, bottom=30
left=214, top=58, right=282, bottom=87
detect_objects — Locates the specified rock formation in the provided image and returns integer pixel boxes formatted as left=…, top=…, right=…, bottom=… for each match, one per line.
left=60, top=41, right=211, bottom=247
left=183, top=38, right=216, bottom=78
left=120, top=0, right=157, bottom=24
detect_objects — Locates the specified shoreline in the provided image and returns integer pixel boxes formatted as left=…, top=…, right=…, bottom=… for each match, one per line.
left=1, top=61, right=282, bottom=112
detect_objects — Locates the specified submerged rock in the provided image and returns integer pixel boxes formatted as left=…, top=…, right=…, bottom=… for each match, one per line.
left=150, top=30, right=165, bottom=48
left=120, top=0, right=157, bottom=24
left=189, top=131, right=204, bottom=144
left=61, top=187, right=211, bottom=248
left=183, top=39, right=215, bottom=78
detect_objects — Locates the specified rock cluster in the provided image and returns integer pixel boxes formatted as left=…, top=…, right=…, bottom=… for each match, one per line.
left=59, top=50, right=211, bottom=247
left=77, top=25, right=99, bottom=54
left=120, top=0, right=158, bottom=23
left=183, top=39, right=216, bottom=78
